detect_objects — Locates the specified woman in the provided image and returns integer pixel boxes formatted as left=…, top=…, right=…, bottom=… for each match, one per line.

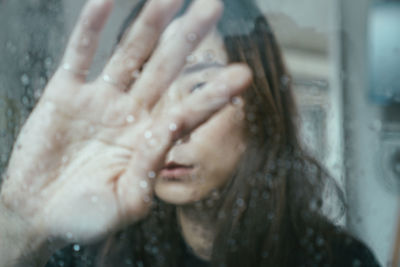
left=0, top=0, right=380, bottom=266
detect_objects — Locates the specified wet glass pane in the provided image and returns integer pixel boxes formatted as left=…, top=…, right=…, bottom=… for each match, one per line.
left=0, top=0, right=398, bottom=266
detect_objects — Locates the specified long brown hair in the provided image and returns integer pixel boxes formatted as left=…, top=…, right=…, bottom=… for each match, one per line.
left=99, top=1, right=346, bottom=266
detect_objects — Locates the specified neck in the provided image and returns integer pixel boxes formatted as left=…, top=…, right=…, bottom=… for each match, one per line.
left=177, top=191, right=224, bottom=261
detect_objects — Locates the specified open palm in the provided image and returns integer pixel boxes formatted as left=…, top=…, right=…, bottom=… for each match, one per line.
left=0, top=0, right=251, bottom=247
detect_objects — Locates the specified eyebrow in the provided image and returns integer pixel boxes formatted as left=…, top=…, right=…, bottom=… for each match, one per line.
left=182, top=62, right=226, bottom=75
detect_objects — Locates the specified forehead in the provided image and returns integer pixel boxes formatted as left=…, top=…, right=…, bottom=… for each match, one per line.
left=161, top=19, right=229, bottom=65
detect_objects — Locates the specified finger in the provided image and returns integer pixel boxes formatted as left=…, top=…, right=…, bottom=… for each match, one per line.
left=116, top=152, right=157, bottom=223
left=131, top=0, right=223, bottom=110
left=167, top=64, right=252, bottom=140
left=61, top=0, right=113, bottom=81
left=101, top=0, right=184, bottom=88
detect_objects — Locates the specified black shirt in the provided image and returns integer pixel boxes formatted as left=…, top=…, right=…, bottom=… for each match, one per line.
left=45, top=234, right=381, bottom=267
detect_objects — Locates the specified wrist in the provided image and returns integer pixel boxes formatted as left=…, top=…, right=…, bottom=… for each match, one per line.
left=0, top=203, right=50, bottom=267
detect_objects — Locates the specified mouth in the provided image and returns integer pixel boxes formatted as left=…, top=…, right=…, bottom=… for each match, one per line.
left=159, top=161, right=194, bottom=180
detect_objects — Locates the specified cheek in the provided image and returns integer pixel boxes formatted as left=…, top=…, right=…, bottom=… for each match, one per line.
left=191, top=106, right=246, bottom=177
left=154, top=105, right=246, bottom=204
left=192, top=106, right=245, bottom=148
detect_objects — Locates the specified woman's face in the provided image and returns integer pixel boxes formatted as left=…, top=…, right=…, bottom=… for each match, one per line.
left=154, top=24, right=247, bottom=205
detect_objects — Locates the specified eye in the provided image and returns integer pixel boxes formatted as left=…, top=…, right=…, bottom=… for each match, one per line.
left=190, top=82, right=207, bottom=93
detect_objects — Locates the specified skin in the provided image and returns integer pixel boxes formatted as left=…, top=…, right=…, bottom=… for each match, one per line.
left=154, top=26, right=247, bottom=260
left=154, top=25, right=246, bottom=204
left=0, top=0, right=252, bottom=266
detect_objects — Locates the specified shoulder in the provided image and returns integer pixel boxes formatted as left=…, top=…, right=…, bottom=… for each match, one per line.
left=294, top=224, right=381, bottom=267
left=327, top=231, right=381, bottom=267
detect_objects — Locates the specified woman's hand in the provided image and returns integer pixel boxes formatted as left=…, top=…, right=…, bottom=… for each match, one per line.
left=0, top=0, right=251, bottom=260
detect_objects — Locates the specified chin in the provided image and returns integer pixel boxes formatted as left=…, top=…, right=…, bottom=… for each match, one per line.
left=154, top=180, right=206, bottom=205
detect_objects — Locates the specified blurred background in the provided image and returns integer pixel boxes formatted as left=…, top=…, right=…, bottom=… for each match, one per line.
left=0, top=0, right=399, bottom=265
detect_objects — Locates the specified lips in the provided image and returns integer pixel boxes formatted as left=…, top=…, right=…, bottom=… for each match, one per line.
left=159, top=161, right=194, bottom=179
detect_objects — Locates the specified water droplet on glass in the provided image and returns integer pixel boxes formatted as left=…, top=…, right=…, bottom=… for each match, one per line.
left=45, top=57, right=53, bottom=69
left=82, top=18, right=90, bottom=26
left=61, top=156, right=69, bottom=164
left=316, top=236, right=324, bottom=247
left=231, top=97, right=242, bottom=106
left=34, top=89, right=42, bottom=99
left=88, top=126, right=95, bottom=134
left=206, top=198, right=214, bottom=207
left=203, top=50, right=215, bottom=62
left=91, top=196, right=98, bottom=203
left=247, top=112, right=256, bottom=122
left=211, top=189, right=220, bottom=199
left=187, top=33, right=198, bottom=43
left=132, top=70, right=141, bottom=79
left=148, top=138, right=158, bottom=147
left=103, top=74, right=113, bottom=83
left=148, top=171, right=156, bottom=179
left=309, top=199, right=318, bottom=211
left=6, top=108, right=13, bottom=118
left=21, top=96, right=29, bottom=105
left=39, top=76, right=47, bottom=86
left=73, top=244, right=81, bottom=252
left=21, top=74, right=30, bottom=86
left=143, top=195, right=151, bottom=203
left=140, top=180, right=148, bottom=189
left=262, top=251, right=269, bottom=258
left=44, top=142, right=53, bottom=150
left=169, top=123, right=177, bottom=132
left=124, top=258, right=133, bottom=265
left=186, top=54, right=196, bottom=64
left=218, top=210, right=226, bottom=219
left=66, top=232, right=73, bottom=239
left=190, top=173, right=198, bottom=182
left=45, top=101, right=56, bottom=111
left=176, top=139, right=183, bottom=145
left=369, top=120, right=382, bottom=132
left=250, top=125, right=258, bottom=134
left=126, top=115, right=135, bottom=124
left=144, top=130, right=152, bottom=139
left=5, top=41, right=17, bottom=54
left=81, top=37, right=90, bottom=47
left=236, top=198, right=245, bottom=207
left=352, top=259, right=362, bottom=267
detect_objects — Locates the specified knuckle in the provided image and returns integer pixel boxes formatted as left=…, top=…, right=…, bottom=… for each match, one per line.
left=169, top=107, right=184, bottom=123
left=167, top=109, right=185, bottom=130
left=119, top=53, right=144, bottom=71
left=123, top=41, right=147, bottom=57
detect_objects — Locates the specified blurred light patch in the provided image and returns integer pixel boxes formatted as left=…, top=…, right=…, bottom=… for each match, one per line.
left=368, top=0, right=400, bottom=105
